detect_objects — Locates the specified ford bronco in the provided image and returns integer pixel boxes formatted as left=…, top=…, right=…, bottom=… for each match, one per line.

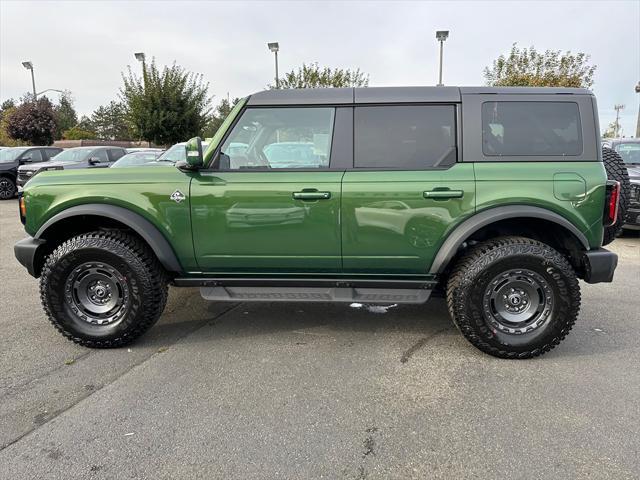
left=14, top=87, right=627, bottom=358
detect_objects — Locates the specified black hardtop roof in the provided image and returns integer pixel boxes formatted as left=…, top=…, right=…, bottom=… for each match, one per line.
left=247, top=86, right=592, bottom=106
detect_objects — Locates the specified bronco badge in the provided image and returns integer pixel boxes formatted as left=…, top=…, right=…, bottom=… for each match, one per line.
left=170, top=190, right=186, bottom=203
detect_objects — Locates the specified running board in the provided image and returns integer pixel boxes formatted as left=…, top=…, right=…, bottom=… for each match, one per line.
left=199, top=286, right=431, bottom=304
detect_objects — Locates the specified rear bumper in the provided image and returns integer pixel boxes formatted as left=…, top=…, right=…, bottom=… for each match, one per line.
left=582, top=248, right=618, bottom=284
left=14, top=236, right=46, bottom=278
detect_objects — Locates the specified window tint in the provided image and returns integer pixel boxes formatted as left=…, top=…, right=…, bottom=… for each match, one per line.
left=220, top=107, right=335, bottom=169
left=108, top=149, right=125, bottom=161
left=22, top=149, right=42, bottom=162
left=91, top=150, right=109, bottom=162
left=43, top=149, right=61, bottom=160
left=482, top=102, right=582, bottom=156
left=354, top=105, right=456, bottom=169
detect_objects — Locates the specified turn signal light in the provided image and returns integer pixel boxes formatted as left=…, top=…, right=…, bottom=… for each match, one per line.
left=19, top=195, right=26, bottom=224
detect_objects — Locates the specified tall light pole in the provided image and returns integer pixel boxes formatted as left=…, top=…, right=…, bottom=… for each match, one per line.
left=22, top=61, right=36, bottom=98
left=268, top=42, right=280, bottom=88
left=635, top=81, right=640, bottom=138
left=614, top=104, right=625, bottom=138
left=435, top=30, right=449, bottom=86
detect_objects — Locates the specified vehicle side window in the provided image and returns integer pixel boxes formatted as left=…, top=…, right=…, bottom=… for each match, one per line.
left=22, top=149, right=42, bottom=162
left=219, top=107, right=335, bottom=170
left=108, top=149, right=125, bottom=161
left=354, top=105, right=456, bottom=169
left=482, top=101, right=582, bottom=156
left=43, top=149, right=58, bottom=160
left=92, top=150, right=109, bottom=162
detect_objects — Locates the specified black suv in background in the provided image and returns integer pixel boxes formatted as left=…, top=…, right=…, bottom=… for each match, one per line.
left=17, top=146, right=127, bottom=190
left=0, top=146, right=63, bottom=199
left=602, top=138, right=640, bottom=230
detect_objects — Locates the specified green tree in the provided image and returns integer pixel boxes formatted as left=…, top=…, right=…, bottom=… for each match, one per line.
left=121, top=59, right=211, bottom=145
left=484, top=44, right=596, bottom=88
left=203, top=97, right=240, bottom=138
left=53, top=91, right=78, bottom=140
left=90, top=101, right=131, bottom=140
left=272, top=63, right=369, bottom=89
left=6, top=97, right=57, bottom=145
left=62, top=126, right=98, bottom=140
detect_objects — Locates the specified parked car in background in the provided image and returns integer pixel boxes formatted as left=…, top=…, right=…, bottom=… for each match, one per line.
left=110, top=151, right=164, bottom=168
left=156, top=141, right=209, bottom=164
left=604, top=138, right=640, bottom=230
left=17, top=146, right=127, bottom=190
left=0, top=146, right=63, bottom=199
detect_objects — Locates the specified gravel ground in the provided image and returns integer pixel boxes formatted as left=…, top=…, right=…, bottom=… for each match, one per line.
left=0, top=198, right=638, bottom=479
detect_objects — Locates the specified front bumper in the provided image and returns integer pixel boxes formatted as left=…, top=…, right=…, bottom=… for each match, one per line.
left=582, top=248, right=618, bottom=284
left=14, top=237, right=46, bottom=278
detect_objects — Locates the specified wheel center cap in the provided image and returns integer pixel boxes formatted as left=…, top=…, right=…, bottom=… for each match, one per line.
left=508, top=294, right=521, bottom=306
left=95, top=286, right=107, bottom=298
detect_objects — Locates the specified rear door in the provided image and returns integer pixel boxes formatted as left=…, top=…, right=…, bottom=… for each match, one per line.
left=341, top=104, right=475, bottom=275
left=191, top=106, right=350, bottom=273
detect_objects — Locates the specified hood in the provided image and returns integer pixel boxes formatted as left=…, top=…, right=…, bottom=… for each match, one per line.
left=18, top=160, right=77, bottom=171
left=0, top=160, right=17, bottom=171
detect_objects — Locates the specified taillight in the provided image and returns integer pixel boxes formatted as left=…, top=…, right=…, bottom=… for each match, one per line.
left=18, top=195, right=26, bottom=224
left=603, top=180, right=620, bottom=227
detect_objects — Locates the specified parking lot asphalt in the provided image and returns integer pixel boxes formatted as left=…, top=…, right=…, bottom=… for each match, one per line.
left=0, top=198, right=639, bottom=479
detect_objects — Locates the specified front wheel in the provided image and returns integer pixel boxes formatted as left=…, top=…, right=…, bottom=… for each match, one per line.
left=0, top=176, right=16, bottom=200
left=40, top=231, right=168, bottom=348
left=446, top=236, right=581, bottom=359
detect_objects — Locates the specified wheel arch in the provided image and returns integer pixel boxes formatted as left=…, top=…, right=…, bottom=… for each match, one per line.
left=429, top=206, right=590, bottom=274
left=35, top=204, right=183, bottom=274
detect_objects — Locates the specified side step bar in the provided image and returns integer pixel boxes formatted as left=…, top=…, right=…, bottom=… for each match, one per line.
left=199, top=286, right=431, bottom=304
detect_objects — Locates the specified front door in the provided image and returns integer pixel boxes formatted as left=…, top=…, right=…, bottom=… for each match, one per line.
left=341, top=104, right=475, bottom=275
left=191, top=106, right=343, bottom=273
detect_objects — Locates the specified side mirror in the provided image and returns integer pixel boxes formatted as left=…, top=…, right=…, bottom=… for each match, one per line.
left=19, top=157, right=32, bottom=164
left=185, top=137, right=204, bottom=168
left=88, top=156, right=102, bottom=165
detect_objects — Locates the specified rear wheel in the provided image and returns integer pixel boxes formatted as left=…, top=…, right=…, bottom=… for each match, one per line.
left=40, top=230, right=168, bottom=347
left=447, top=236, right=580, bottom=359
left=0, top=176, right=16, bottom=200
left=602, top=147, right=630, bottom=245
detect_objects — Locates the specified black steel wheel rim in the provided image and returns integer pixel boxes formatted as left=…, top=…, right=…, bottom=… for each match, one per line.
left=0, top=178, right=14, bottom=199
left=483, top=268, right=553, bottom=335
left=64, top=262, right=130, bottom=326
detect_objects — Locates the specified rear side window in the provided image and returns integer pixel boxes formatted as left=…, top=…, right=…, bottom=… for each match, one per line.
left=108, top=149, right=125, bottom=161
left=482, top=102, right=582, bottom=156
left=354, top=105, right=456, bottom=169
left=91, top=150, right=109, bottom=162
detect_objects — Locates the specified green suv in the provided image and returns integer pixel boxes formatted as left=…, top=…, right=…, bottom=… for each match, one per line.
left=14, top=87, right=624, bottom=359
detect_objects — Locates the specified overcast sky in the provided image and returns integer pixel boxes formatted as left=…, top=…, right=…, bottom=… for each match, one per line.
left=1, top=0, right=638, bottom=135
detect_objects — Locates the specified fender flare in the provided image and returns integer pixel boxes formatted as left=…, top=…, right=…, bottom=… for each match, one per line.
left=428, top=205, right=590, bottom=274
left=35, top=204, right=183, bottom=273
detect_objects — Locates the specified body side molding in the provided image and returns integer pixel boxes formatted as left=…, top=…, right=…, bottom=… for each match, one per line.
left=35, top=204, right=183, bottom=273
left=428, top=205, right=591, bottom=274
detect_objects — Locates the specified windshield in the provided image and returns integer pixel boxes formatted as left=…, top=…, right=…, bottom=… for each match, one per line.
left=111, top=152, right=162, bottom=168
left=0, top=148, right=28, bottom=163
left=615, top=142, right=640, bottom=164
left=51, top=148, right=95, bottom=163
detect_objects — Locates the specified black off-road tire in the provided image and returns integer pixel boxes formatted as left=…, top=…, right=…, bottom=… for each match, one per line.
left=40, top=230, right=168, bottom=348
left=0, top=176, right=16, bottom=200
left=602, top=147, right=630, bottom=245
left=446, top=236, right=580, bottom=359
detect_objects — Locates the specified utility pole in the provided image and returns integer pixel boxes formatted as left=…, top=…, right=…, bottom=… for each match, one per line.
left=614, top=104, right=625, bottom=138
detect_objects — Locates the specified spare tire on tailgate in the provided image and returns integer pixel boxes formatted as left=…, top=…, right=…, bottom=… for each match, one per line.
left=602, top=147, right=630, bottom=246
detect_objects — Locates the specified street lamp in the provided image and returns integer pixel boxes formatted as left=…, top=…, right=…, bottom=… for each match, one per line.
left=134, top=52, right=146, bottom=63
left=435, top=30, right=449, bottom=86
left=635, top=81, right=640, bottom=138
left=267, top=42, right=280, bottom=89
left=22, top=61, right=36, bottom=98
